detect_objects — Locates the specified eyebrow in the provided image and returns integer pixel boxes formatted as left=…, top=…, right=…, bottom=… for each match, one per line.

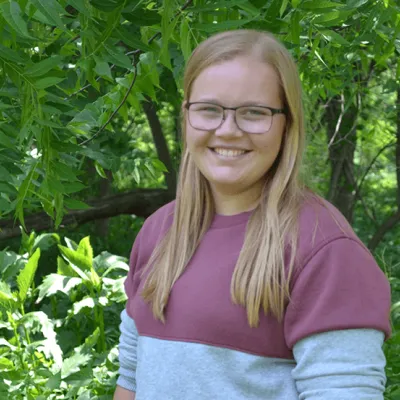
left=191, top=98, right=272, bottom=107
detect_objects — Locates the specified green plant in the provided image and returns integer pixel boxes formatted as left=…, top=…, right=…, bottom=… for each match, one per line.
left=0, top=233, right=129, bottom=399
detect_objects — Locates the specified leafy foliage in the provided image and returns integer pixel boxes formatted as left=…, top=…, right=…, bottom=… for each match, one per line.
left=0, top=233, right=128, bottom=399
left=1, top=0, right=400, bottom=397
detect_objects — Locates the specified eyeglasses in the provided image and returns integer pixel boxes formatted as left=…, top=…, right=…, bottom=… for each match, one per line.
left=185, top=102, right=286, bottom=134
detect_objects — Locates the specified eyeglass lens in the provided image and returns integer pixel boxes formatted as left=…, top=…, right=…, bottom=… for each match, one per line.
left=188, top=103, right=273, bottom=133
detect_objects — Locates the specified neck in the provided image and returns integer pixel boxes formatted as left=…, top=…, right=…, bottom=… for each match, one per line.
left=211, top=182, right=263, bottom=215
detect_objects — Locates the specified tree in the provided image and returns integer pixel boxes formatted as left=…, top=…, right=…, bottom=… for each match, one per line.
left=0, top=0, right=400, bottom=253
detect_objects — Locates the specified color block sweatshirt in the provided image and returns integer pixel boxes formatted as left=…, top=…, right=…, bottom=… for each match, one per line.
left=117, top=195, right=391, bottom=399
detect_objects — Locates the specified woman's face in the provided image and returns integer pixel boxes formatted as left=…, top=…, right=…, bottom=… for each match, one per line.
left=185, top=56, right=287, bottom=196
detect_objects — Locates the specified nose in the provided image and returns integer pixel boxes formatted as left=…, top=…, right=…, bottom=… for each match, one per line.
left=214, top=110, right=242, bottom=137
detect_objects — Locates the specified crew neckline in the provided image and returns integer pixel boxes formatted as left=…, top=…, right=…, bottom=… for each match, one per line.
left=210, top=210, right=254, bottom=229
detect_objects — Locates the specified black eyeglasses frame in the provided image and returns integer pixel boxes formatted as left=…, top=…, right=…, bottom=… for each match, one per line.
left=184, top=101, right=287, bottom=134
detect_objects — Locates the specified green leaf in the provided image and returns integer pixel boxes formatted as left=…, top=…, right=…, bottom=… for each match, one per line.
left=36, top=273, right=81, bottom=302
left=122, top=9, right=161, bottom=26
left=77, top=237, right=93, bottom=265
left=0, top=166, right=12, bottom=182
left=82, top=327, right=100, bottom=352
left=0, top=43, right=28, bottom=64
left=67, top=0, right=91, bottom=17
left=152, top=158, right=168, bottom=172
left=54, top=192, right=64, bottom=228
left=0, top=357, right=14, bottom=371
left=279, top=0, right=290, bottom=16
left=345, top=0, right=368, bottom=8
left=313, top=10, right=353, bottom=25
left=61, top=352, right=91, bottom=379
left=300, top=0, right=344, bottom=9
left=0, top=338, right=17, bottom=351
left=133, top=166, right=140, bottom=184
left=180, top=18, right=191, bottom=62
left=32, top=233, right=60, bottom=253
left=19, top=311, right=63, bottom=367
left=194, top=19, right=252, bottom=33
left=72, top=296, right=95, bottom=315
left=94, top=161, right=107, bottom=178
left=30, top=0, right=66, bottom=31
left=187, top=0, right=247, bottom=12
left=0, top=131, right=14, bottom=148
left=321, top=29, right=350, bottom=45
left=58, top=245, right=92, bottom=271
left=24, top=56, right=64, bottom=77
left=0, top=281, right=17, bottom=310
left=115, top=27, right=154, bottom=52
left=89, top=0, right=125, bottom=12
left=64, top=198, right=91, bottom=210
left=57, top=256, right=78, bottom=277
left=34, top=77, right=65, bottom=90
left=0, top=1, right=32, bottom=38
left=290, top=10, right=301, bottom=45
left=46, top=371, right=61, bottom=390
left=0, top=182, right=16, bottom=195
left=94, top=59, right=112, bottom=80
left=17, top=248, right=41, bottom=303
left=103, top=45, right=133, bottom=70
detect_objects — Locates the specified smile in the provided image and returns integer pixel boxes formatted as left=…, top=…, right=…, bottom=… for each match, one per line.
left=211, top=148, right=250, bottom=158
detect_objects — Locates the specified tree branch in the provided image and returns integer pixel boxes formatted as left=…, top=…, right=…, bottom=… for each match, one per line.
left=0, top=189, right=174, bottom=241
left=79, top=54, right=138, bottom=145
left=354, top=141, right=396, bottom=200
left=344, top=159, right=378, bottom=226
left=368, top=210, right=400, bottom=251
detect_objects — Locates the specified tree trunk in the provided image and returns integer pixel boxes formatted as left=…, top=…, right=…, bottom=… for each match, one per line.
left=325, top=93, right=358, bottom=223
left=142, top=97, right=177, bottom=192
left=368, top=86, right=400, bottom=250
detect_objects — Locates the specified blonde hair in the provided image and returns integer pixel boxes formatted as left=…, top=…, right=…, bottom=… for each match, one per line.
left=141, top=29, right=306, bottom=327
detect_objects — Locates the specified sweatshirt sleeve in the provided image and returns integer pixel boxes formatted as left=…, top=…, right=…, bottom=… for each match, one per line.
left=292, top=328, right=386, bottom=399
left=284, top=237, right=391, bottom=347
left=117, top=228, right=143, bottom=392
left=116, top=309, right=138, bottom=392
left=284, top=237, right=391, bottom=399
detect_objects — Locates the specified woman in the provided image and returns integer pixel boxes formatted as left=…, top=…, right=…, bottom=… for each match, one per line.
left=113, top=30, right=391, bottom=400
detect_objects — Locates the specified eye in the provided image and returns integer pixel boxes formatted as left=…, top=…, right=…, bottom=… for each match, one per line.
left=190, top=103, right=221, bottom=113
left=239, top=107, right=270, bottom=118
left=198, top=105, right=220, bottom=113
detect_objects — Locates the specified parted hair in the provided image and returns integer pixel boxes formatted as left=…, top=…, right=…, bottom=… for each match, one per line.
left=141, top=29, right=306, bottom=327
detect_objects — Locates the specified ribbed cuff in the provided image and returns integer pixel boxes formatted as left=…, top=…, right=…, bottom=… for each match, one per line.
left=117, top=372, right=136, bottom=392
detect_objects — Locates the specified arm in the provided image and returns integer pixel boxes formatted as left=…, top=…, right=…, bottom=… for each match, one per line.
left=292, top=328, right=386, bottom=400
left=113, top=385, right=136, bottom=400
left=114, top=309, right=138, bottom=399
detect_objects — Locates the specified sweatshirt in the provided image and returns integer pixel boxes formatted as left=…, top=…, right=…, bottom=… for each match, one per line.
left=117, top=195, right=391, bottom=399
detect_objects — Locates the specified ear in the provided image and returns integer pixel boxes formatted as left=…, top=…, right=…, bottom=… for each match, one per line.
left=181, top=100, right=187, bottom=113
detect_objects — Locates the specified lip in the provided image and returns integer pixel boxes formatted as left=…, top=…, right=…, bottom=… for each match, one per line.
left=208, top=146, right=252, bottom=152
left=208, top=147, right=251, bottom=159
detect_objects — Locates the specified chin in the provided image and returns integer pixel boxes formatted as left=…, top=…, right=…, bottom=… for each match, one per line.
left=207, top=174, right=247, bottom=190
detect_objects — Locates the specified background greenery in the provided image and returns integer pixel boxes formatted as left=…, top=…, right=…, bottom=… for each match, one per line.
left=0, top=0, right=399, bottom=398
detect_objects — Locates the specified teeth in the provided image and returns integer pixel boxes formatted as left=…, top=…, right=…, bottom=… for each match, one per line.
left=213, top=148, right=246, bottom=157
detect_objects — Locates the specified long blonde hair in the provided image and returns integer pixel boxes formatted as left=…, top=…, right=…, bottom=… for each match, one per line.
left=141, top=29, right=306, bottom=327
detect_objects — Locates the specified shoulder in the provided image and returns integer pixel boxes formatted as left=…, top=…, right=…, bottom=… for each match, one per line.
left=295, top=192, right=364, bottom=266
left=284, top=192, right=392, bottom=346
left=125, top=200, right=176, bottom=296
left=129, top=200, right=175, bottom=268
left=139, top=200, right=176, bottom=240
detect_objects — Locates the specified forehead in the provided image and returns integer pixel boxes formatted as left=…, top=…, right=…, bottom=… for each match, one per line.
left=189, top=56, right=282, bottom=106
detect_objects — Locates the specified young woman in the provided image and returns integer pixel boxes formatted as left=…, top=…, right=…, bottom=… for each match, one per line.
left=113, top=30, right=391, bottom=400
